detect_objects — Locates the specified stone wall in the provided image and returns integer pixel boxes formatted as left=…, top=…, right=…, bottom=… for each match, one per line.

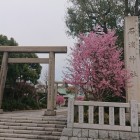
left=60, top=128, right=139, bottom=140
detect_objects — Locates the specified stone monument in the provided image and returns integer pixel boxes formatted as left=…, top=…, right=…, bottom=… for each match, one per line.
left=124, top=16, right=140, bottom=102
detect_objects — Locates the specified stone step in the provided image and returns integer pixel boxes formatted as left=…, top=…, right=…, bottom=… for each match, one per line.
left=0, top=122, right=66, bottom=128
left=0, top=133, right=60, bottom=140
left=0, top=116, right=66, bottom=122
left=0, top=113, right=66, bottom=139
left=52, top=131, right=62, bottom=136
left=55, top=124, right=66, bottom=128
left=0, top=122, right=57, bottom=127
left=0, top=119, right=66, bottom=124
left=0, top=129, right=62, bottom=137
left=56, top=111, right=67, bottom=116
left=38, top=135, right=60, bottom=140
left=0, top=129, right=52, bottom=135
left=0, top=133, right=40, bottom=139
left=0, top=125, right=63, bottom=131
left=0, top=137, right=40, bottom=140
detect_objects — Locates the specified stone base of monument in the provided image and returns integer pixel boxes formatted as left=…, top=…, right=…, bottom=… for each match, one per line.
left=0, top=109, right=3, bottom=114
left=138, top=104, right=140, bottom=113
left=44, top=110, right=56, bottom=116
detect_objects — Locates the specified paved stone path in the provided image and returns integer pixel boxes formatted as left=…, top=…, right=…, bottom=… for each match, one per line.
left=0, top=107, right=67, bottom=118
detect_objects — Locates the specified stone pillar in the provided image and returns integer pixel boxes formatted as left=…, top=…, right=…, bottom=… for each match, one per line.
left=0, top=52, right=8, bottom=113
left=44, top=52, right=56, bottom=116
left=124, top=16, right=140, bottom=102
left=54, top=83, right=58, bottom=109
left=75, top=85, right=79, bottom=99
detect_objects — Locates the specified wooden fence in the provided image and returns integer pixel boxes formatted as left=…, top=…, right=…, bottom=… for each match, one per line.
left=67, top=98, right=139, bottom=132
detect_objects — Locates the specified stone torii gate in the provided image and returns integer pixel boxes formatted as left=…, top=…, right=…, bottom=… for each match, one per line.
left=0, top=46, right=67, bottom=116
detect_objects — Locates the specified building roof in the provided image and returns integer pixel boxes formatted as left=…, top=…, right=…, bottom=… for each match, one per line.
left=57, top=88, right=67, bottom=95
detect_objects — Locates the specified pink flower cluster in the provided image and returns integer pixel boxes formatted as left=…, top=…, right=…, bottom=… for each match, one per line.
left=64, top=31, right=130, bottom=101
left=76, top=96, right=85, bottom=101
left=56, top=95, right=64, bottom=105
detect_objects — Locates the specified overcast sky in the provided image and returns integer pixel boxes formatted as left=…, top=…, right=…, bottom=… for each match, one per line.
left=0, top=0, right=74, bottom=82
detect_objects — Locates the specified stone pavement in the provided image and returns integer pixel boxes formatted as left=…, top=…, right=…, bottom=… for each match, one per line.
left=0, top=107, right=67, bottom=118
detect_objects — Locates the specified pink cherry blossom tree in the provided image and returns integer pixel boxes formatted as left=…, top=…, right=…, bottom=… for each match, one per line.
left=56, top=95, right=65, bottom=107
left=64, top=30, right=130, bottom=101
left=76, top=96, right=85, bottom=101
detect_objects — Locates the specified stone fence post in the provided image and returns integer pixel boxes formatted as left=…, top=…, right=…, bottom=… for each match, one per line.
left=130, top=100, right=138, bottom=132
left=67, top=98, right=74, bottom=128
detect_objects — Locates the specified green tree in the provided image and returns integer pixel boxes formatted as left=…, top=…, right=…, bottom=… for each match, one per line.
left=0, top=35, right=18, bottom=46
left=0, top=35, right=42, bottom=110
left=124, top=0, right=140, bottom=16
left=0, top=35, right=42, bottom=86
left=7, top=53, right=42, bottom=86
left=66, top=0, right=140, bottom=47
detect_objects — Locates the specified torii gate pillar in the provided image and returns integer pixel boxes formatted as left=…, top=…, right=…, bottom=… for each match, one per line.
left=0, top=52, right=8, bottom=113
left=44, top=52, right=56, bottom=116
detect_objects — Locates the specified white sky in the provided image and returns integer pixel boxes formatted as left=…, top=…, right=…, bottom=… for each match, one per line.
left=0, top=0, right=74, bottom=82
